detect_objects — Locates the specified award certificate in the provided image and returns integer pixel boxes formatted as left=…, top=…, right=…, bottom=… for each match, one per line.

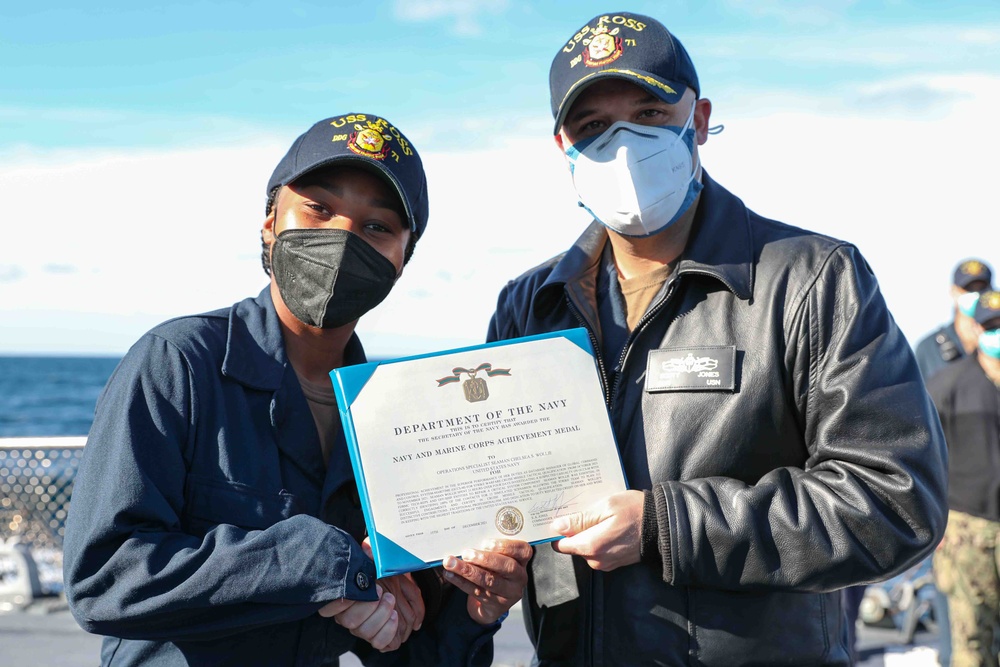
left=331, top=328, right=626, bottom=577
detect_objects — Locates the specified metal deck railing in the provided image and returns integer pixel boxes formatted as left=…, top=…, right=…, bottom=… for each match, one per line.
left=0, top=436, right=86, bottom=605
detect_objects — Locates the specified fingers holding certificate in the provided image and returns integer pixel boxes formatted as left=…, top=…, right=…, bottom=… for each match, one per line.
left=330, top=328, right=627, bottom=578
left=442, top=539, right=533, bottom=625
left=550, top=489, right=645, bottom=571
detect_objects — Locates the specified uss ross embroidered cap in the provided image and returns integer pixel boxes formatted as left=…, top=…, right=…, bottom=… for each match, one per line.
left=267, top=113, right=429, bottom=238
left=974, top=290, right=1000, bottom=327
left=549, top=11, right=699, bottom=134
left=952, top=258, right=992, bottom=290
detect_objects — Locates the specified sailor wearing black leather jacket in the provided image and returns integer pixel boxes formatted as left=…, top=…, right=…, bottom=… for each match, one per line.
left=487, top=10, right=949, bottom=666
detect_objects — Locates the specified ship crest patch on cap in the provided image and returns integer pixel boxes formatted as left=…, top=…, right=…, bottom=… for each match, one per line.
left=346, top=123, right=391, bottom=161
left=984, top=291, right=1000, bottom=311
left=583, top=24, right=623, bottom=67
left=961, top=260, right=985, bottom=276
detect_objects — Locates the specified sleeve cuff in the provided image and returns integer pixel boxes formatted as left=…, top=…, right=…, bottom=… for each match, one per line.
left=639, top=486, right=674, bottom=584
left=652, top=484, right=674, bottom=584
left=640, top=489, right=660, bottom=564
left=341, top=537, right=379, bottom=602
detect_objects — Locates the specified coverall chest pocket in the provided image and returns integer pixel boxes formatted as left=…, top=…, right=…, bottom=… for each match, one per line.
left=182, top=475, right=305, bottom=536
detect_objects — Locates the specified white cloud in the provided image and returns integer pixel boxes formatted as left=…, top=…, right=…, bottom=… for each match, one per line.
left=0, top=265, right=25, bottom=283
left=0, top=143, right=287, bottom=335
left=705, top=71, right=989, bottom=127
left=694, top=23, right=1000, bottom=69
left=958, top=28, right=1000, bottom=45
left=405, top=112, right=553, bottom=152
left=362, top=72, right=1000, bottom=356
left=722, top=0, right=859, bottom=26
left=696, top=73, right=1000, bottom=349
left=392, top=0, right=510, bottom=36
left=0, top=107, right=279, bottom=155
left=0, top=106, right=130, bottom=123
left=852, top=73, right=983, bottom=114
left=1, top=72, right=997, bottom=357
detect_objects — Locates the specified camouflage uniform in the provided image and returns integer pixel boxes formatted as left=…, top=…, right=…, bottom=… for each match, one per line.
left=933, top=509, right=1000, bottom=667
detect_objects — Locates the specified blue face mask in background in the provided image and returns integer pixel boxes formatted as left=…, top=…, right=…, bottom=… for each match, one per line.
left=958, top=291, right=980, bottom=318
left=979, top=328, right=1000, bottom=359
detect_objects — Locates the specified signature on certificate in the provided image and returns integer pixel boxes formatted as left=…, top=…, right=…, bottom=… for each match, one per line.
left=530, top=490, right=584, bottom=517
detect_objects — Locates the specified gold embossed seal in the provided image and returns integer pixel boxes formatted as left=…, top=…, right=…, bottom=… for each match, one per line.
left=495, top=506, right=524, bottom=536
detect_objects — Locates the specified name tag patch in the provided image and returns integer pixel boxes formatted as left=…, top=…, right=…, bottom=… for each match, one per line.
left=645, top=345, right=736, bottom=392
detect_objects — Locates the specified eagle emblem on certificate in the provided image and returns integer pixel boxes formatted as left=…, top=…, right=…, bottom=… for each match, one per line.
left=436, top=362, right=511, bottom=403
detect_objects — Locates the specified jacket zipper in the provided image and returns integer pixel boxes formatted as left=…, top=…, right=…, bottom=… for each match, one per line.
left=565, top=296, right=612, bottom=406
left=610, top=279, right=678, bottom=405
left=615, top=268, right=741, bottom=399
left=563, top=293, right=603, bottom=667
left=563, top=275, right=688, bottom=667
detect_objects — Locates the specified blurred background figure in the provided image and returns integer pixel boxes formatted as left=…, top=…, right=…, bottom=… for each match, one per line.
left=914, top=258, right=994, bottom=666
left=926, top=290, right=1000, bottom=667
left=916, top=259, right=994, bottom=382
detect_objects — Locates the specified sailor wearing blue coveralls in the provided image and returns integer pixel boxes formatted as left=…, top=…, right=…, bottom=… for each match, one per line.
left=63, top=113, right=532, bottom=666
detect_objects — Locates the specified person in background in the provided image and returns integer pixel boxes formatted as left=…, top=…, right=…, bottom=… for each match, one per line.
left=916, top=259, right=994, bottom=382
left=914, top=258, right=992, bottom=666
left=486, top=10, right=949, bottom=666
left=63, top=112, right=531, bottom=667
left=927, top=290, right=1000, bottom=667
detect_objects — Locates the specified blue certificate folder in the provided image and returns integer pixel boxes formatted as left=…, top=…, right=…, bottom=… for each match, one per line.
left=330, top=327, right=624, bottom=578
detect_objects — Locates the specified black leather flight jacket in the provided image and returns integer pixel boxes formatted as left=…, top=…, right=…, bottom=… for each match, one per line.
left=487, top=173, right=948, bottom=666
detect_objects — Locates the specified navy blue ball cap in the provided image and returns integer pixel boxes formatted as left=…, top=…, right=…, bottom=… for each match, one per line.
left=267, top=112, right=429, bottom=238
left=952, top=258, right=992, bottom=290
left=974, top=290, right=1000, bottom=327
left=549, top=11, right=699, bottom=134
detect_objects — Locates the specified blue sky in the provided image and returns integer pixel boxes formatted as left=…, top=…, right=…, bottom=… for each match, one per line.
left=4, top=0, right=996, bottom=152
left=2, top=1, right=999, bottom=355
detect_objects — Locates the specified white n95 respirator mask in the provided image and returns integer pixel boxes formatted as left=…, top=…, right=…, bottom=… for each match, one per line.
left=565, top=105, right=702, bottom=237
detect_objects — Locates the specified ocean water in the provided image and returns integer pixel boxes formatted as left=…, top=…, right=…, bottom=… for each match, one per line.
left=0, top=356, right=122, bottom=437
left=0, top=357, right=122, bottom=587
left=0, top=354, right=393, bottom=437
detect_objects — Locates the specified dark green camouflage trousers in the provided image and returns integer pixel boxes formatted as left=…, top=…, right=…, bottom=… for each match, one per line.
left=934, top=509, right=1000, bottom=667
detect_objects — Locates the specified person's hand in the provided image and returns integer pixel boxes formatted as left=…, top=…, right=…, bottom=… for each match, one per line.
left=362, top=537, right=425, bottom=646
left=442, top=539, right=532, bottom=625
left=377, top=573, right=423, bottom=645
left=319, top=584, right=400, bottom=652
left=550, top=489, right=644, bottom=571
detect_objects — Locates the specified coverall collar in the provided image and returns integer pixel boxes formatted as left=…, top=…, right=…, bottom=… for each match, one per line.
left=221, top=287, right=365, bottom=389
